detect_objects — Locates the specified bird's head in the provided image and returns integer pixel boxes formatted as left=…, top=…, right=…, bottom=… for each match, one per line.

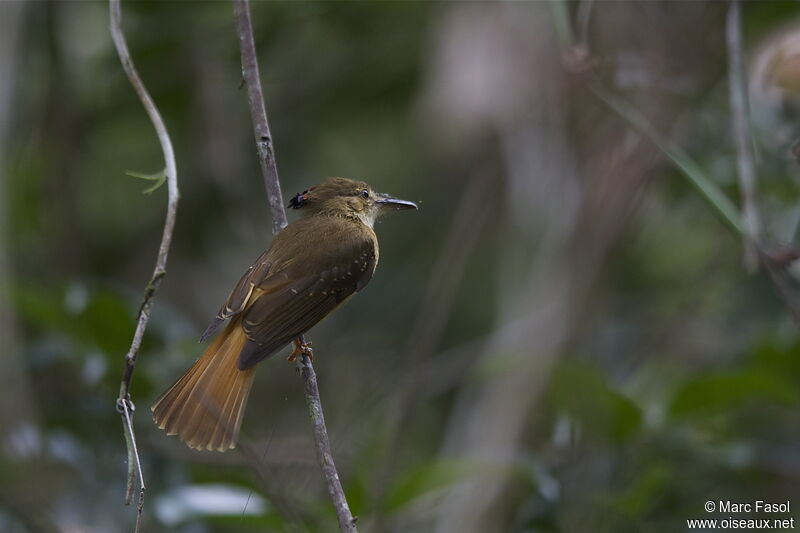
left=288, top=177, right=417, bottom=227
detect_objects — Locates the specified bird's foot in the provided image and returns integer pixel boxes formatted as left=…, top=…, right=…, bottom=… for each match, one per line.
left=288, top=339, right=314, bottom=362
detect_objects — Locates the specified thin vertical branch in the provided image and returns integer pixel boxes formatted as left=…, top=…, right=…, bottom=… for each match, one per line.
left=121, top=400, right=146, bottom=533
left=727, top=0, right=761, bottom=272
left=231, top=1, right=357, bottom=531
left=109, top=0, right=180, bottom=525
left=296, top=338, right=358, bottom=533
left=232, top=0, right=287, bottom=234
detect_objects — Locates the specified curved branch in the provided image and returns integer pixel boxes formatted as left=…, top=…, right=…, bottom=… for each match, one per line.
left=231, top=1, right=357, bottom=531
left=109, top=0, right=180, bottom=526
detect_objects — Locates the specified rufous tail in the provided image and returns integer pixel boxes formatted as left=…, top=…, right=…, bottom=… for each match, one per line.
left=151, top=319, right=255, bottom=451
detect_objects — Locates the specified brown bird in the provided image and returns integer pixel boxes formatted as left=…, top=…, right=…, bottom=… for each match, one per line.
left=151, top=177, right=417, bottom=451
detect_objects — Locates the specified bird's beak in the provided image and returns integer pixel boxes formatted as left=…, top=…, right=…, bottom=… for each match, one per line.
left=376, top=194, right=418, bottom=210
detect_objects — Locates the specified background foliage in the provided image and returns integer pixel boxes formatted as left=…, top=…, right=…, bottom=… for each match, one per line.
left=3, top=1, right=800, bottom=532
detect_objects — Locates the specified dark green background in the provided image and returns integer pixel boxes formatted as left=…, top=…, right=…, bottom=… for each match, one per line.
left=2, top=1, right=800, bottom=532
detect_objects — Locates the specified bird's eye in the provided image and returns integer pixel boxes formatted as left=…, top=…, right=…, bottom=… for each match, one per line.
left=360, top=189, right=370, bottom=199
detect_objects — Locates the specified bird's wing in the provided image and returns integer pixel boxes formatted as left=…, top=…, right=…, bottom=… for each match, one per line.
left=199, top=249, right=281, bottom=342
left=236, top=237, right=377, bottom=369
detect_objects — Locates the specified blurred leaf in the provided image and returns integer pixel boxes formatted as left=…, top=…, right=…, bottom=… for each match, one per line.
left=752, top=338, right=800, bottom=380
left=80, top=289, right=134, bottom=355
left=12, top=283, right=73, bottom=335
left=759, top=173, right=800, bottom=203
left=345, top=472, right=367, bottom=518
left=607, top=463, right=671, bottom=518
left=669, top=370, right=799, bottom=418
left=12, top=283, right=133, bottom=356
left=550, top=363, right=643, bottom=442
left=386, top=459, right=481, bottom=512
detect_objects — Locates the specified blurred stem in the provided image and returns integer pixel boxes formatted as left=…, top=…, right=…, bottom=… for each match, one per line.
left=726, top=0, right=761, bottom=272
left=0, top=4, right=55, bottom=531
left=232, top=1, right=357, bottom=531
left=109, top=0, right=180, bottom=522
left=593, top=87, right=745, bottom=236
left=764, top=259, right=800, bottom=327
left=548, top=0, right=743, bottom=238
left=552, top=4, right=800, bottom=328
left=576, top=0, right=594, bottom=51
left=597, top=83, right=800, bottom=326
left=547, top=0, right=573, bottom=48
left=373, top=169, right=493, bottom=524
left=0, top=0, right=39, bottom=454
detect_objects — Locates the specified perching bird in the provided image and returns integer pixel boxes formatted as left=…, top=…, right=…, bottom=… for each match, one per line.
left=151, top=177, right=417, bottom=451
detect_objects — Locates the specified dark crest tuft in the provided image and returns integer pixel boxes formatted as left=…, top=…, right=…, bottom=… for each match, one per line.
left=288, top=192, right=306, bottom=209
left=288, top=187, right=315, bottom=209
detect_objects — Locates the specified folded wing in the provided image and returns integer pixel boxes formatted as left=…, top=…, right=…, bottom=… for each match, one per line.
left=236, top=238, right=377, bottom=369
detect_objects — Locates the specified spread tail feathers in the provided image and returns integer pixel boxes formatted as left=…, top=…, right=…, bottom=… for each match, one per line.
left=151, top=319, right=255, bottom=451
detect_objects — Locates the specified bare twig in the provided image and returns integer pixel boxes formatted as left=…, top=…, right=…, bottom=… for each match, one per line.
left=296, top=341, right=358, bottom=533
left=232, top=0, right=287, bottom=234
left=120, top=400, right=146, bottom=532
left=109, top=0, right=180, bottom=523
left=231, top=1, right=357, bottom=531
left=727, top=0, right=761, bottom=272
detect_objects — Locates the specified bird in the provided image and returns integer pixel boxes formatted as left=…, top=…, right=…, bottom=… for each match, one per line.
left=151, top=177, right=417, bottom=451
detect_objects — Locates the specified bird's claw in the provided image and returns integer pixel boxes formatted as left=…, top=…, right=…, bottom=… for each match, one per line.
left=287, top=339, right=314, bottom=362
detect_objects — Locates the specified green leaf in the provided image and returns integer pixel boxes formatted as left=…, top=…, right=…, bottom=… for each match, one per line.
left=607, top=463, right=671, bottom=518
left=551, top=363, right=643, bottom=442
left=81, top=290, right=135, bottom=355
left=11, top=283, right=133, bottom=355
left=752, top=339, right=800, bottom=380
left=345, top=473, right=367, bottom=518
left=11, top=283, right=73, bottom=335
left=669, top=370, right=799, bottom=418
left=125, top=169, right=166, bottom=194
